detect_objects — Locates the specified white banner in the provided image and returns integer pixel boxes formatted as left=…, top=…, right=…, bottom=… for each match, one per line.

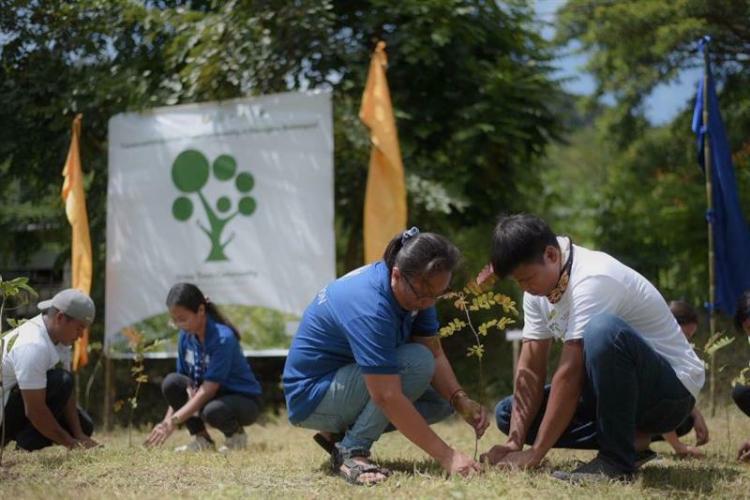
left=105, top=91, right=334, bottom=355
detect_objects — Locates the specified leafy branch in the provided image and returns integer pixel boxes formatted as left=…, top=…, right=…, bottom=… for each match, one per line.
left=0, top=275, right=37, bottom=466
left=702, top=332, right=735, bottom=358
left=115, top=327, right=164, bottom=447
left=439, top=273, right=517, bottom=460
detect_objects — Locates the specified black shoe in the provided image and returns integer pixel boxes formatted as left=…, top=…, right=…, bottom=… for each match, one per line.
left=552, top=456, right=634, bottom=484
left=634, top=448, right=658, bottom=469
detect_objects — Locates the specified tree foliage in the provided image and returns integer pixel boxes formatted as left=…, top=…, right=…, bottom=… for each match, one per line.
left=545, top=0, right=750, bottom=310
left=0, top=0, right=563, bottom=275
left=556, top=0, right=750, bottom=145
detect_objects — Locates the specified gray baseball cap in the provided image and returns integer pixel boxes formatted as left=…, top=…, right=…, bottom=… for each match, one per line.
left=38, top=288, right=96, bottom=325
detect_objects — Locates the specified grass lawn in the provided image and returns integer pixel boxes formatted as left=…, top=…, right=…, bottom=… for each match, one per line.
left=1, top=404, right=750, bottom=499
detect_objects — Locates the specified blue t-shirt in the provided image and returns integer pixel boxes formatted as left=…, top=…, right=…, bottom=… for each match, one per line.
left=176, top=317, right=262, bottom=397
left=282, top=261, right=439, bottom=423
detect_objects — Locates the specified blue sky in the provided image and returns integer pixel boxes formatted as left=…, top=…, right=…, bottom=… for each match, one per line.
left=534, top=0, right=703, bottom=125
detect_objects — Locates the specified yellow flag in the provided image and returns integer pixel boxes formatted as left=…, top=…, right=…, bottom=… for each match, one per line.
left=62, top=114, right=93, bottom=371
left=360, top=41, right=407, bottom=263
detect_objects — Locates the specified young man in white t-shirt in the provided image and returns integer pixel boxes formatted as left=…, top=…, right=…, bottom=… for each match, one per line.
left=1, top=288, right=99, bottom=451
left=480, top=214, right=705, bottom=482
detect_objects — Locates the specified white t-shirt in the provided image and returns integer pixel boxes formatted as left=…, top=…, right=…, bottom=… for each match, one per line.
left=522, top=237, right=705, bottom=398
left=1, top=315, right=71, bottom=422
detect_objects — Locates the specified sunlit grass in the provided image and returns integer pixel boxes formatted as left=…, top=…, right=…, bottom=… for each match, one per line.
left=1, top=403, right=749, bottom=499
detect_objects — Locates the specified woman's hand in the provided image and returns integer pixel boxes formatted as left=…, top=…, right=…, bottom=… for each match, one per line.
left=453, top=393, right=490, bottom=438
left=144, top=420, right=175, bottom=448
left=441, top=448, right=481, bottom=477
left=738, top=439, right=750, bottom=461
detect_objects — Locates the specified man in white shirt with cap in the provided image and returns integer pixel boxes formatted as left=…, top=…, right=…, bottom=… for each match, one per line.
left=1, top=288, right=99, bottom=451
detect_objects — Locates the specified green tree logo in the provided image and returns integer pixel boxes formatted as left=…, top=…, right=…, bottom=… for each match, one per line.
left=171, top=149, right=257, bottom=261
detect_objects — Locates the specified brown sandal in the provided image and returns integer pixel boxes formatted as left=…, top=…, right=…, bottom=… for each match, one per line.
left=338, top=457, right=391, bottom=486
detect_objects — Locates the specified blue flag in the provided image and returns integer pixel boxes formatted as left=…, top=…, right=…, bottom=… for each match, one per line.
left=692, top=36, right=750, bottom=314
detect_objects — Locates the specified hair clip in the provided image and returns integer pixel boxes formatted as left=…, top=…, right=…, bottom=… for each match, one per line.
left=401, top=226, right=420, bottom=245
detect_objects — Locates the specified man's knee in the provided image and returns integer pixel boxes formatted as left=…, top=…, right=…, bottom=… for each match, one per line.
left=46, top=369, right=74, bottom=407
left=397, top=343, right=435, bottom=382
left=494, top=396, right=513, bottom=434
left=582, top=314, right=632, bottom=359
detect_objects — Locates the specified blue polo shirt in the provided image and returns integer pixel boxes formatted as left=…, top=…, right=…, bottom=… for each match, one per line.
left=176, top=317, right=262, bottom=397
left=282, top=261, right=439, bottom=423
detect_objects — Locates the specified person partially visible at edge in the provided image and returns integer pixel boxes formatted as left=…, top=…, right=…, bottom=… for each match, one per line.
left=1, top=288, right=98, bottom=451
left=145, top=283, right=262, bottom=453
left=733, top=291, right=750, bottom=462
left=642, top=300, right=709, bottom=459
left=283, top=228, right=490, bottom=485
left=480, top=214, right=705, bottom=483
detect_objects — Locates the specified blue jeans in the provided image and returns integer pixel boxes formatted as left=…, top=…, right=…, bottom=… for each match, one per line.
left=295, top=343, right=454, bottom=455
left=495, top=314, right=695, bottom=473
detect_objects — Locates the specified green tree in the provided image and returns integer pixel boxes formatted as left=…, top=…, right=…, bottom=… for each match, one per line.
left=555, top=0, right=750, bottom=145
left=547, top=0, right=750, bottom=307
left=330, top=0, right=565, bottom=271
left=1, top=0, right=564, bottom=273
left=0, top=1, right=565, bottom=404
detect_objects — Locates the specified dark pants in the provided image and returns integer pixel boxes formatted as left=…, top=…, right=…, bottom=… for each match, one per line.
left=162, top=372, right=261, bottom=438
left=495, top=314, right=695, bottom=473
left=733, top=384, right=750, bottom=417
left=1, top=368, right=94, bottom=451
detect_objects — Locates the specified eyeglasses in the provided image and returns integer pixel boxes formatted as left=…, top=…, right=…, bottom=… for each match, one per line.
left=402, top=273, right=451, bottom=302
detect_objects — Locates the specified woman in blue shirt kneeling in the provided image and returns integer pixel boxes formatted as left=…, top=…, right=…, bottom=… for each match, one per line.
left=145, top=283, right=263, bottom=453
left=283, top=228, right=489, bottom=485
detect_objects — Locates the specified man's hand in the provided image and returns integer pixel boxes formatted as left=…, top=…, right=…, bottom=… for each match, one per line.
left=453, top=395, right=490, bottom=438
left=493, top=448, right=542, bottom=470
left=738, top=439, right=750, bottom=461
left=144, top=420, right=175, bottom=448
left=693, top=411, right=709, bottom=446
left=479, top=442, right=522, bottom=465
left=74, top=435, right=101, bottom=449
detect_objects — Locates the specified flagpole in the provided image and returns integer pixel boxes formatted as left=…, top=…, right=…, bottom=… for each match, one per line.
left=702, top=43, right=718, bottom=417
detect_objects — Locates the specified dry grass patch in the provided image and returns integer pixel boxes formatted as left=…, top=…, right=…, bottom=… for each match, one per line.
left=1, top=405, right=749, bottom=499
